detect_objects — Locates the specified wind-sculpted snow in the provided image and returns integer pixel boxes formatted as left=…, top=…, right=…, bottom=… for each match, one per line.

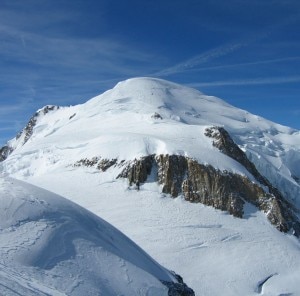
left=0, top=177, right=195, bottom=295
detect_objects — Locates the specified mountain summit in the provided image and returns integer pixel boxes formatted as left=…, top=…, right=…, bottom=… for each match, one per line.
left=1, top=77, right=300, bottom=234
left=1, top=77, right=300, bottom=295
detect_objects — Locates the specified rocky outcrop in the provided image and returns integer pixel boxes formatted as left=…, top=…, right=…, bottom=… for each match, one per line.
left=204, top=126, right=300, bottom=234
left=204, top=126, right=283, bottom=198
left=151, top=112, right=163, bottom=120
left=16, top=105, right=59, bottom=145
left=162, top=273, right=195, bottom=296
left=0, top=105, right=59, bottom=162
left=74, top=157, right=119, bottom=172
left=118, top=156, right=154, bottom=186
left=97, top=158, right=118, bottom=172
left=0, top=145, right=13, bottom=162
left=117, top=128, right=300, bottom=237
left=74, top=157, right=100, bottom=168
left=68, top=126, right=300, bottom=236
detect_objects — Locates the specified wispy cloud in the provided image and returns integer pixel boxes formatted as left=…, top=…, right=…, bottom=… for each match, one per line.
left=0, top=5, right=163, bottom=145
left=188, top=76, right=300, bottom=88
left=154, top=42, right=244, bottom=76
left=0, top=22, right=155, bottom=75
left=0, top=16, right=162, bottom=113
left=184, top=56, right=300, bottom=72
left=154, top=10, right=300, bottom=77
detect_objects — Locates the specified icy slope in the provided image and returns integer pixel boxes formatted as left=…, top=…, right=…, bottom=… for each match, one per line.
left=26, top=165, right=300, bottom=296
left=1, top=77, right=300, bottom=204
left=0, top=177, right=193, bottom=296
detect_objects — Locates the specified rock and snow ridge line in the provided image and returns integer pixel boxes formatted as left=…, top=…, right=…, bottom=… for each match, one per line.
left=71, top=126, right=300, bottom=237
left=0, top=77, right=300, bottom=234
left=0, top=177, right=194, bottom=296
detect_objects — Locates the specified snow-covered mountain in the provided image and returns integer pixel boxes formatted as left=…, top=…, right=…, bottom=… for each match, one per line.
left=1, top=77, right=300, bottom=295
left=0, top=177, right=193, bottom=295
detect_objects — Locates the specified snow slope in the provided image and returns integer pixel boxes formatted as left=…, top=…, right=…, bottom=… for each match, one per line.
left=0, top=176, right=181, bottom=296
left=1, top=77, right=300, bottom=295
left=24, top=165, right=300, bottom=296
left=2, top=77, right=300, bottom=204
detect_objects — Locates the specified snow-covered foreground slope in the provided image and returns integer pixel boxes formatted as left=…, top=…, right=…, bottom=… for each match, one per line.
left=0, top=177, right=193, bottom=296
left=27, top=166, right=300, bottom=296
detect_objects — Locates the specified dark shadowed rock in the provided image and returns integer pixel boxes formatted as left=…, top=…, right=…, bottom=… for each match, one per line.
left=117, top=155, right=154, bottom=186
left=97, top=158, right=118, bottom=172
left=204, top=127, right=284, bottom=198
left=161, top=272, right=195, bottom=296
left=74, top=157, right=118, bottom=172
left=156, top=154, right=188, bottom=197
left=74, top=157, right=100, bottom=167
left=0, top=145, right=13, bottom=162
left=151, top=112, right=163, bottom=119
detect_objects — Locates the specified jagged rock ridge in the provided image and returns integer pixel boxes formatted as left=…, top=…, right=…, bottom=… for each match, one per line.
left=114, top=127, right=300, bottom=236
left=0, top=105, right=59, bottom=162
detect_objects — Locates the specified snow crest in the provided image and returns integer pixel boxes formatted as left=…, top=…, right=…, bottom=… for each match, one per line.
left=0, top=177, right=179, bottom=295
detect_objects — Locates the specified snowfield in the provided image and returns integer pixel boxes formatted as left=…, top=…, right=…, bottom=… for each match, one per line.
left=0, top=177, right=180, bottom=296
left=25, top=165, right=300, bottom=296
left=1, top=77, right=300, bottom=295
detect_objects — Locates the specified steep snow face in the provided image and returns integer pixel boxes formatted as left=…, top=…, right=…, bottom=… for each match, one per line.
left=1, top=77, right=300, bottom=203
left=0, top=177, right=179, bottom=295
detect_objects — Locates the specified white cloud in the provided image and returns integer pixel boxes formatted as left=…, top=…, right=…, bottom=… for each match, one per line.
left=188, top=76, right=300, bottom=88
left=155, top=42, right=244, bottom=76
left=184, top=56, right=300, bottom=72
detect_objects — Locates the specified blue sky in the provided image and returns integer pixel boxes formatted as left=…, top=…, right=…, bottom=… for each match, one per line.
left=1, top=0, right=300, bottom=145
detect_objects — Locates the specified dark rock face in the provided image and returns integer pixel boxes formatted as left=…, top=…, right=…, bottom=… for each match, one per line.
left=162, top=273, right=195, bottom=296
left=74, top=157, right=100, bottom=168
left=204, top=127, right=283, bottom=198
left=156, top=155, right=188, bottom=197
left=97, top=158, right=118, bottom=172
left=204, top=126, right=300, bottom=235
left=0, top=145, right=13, bottom=162
left=117, top=156, right=154, bottom=186
left=151, top=112, right=163, bottom=120
left=117, top=127, right=300, bottom=237
left=74, top=157, right=118, bottom=172
left=164, top=282, right=194, bottom=296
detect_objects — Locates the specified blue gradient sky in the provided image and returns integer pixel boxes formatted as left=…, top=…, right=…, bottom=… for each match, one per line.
left=1, top=0, right=300, bottom=145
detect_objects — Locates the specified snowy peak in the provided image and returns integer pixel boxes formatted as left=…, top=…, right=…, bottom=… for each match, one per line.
left=1, top=77, right=300, bottom=232
left=85, top=77, right=231, bottom=124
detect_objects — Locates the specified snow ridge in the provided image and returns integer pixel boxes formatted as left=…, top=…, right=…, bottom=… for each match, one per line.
left=0, top=177, right=194, bottom=295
